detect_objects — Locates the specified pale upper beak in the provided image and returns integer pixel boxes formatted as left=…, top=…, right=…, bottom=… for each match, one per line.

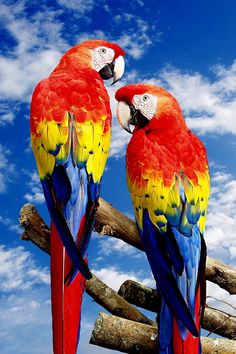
left=116, top=101, right=132, bottom=133
left=112, top=56, right=125, bottom=84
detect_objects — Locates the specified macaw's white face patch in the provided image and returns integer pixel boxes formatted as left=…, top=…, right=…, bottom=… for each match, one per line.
left=92, top=46, right=115, bottom=72
left=132, top=93, right=158, bottom=120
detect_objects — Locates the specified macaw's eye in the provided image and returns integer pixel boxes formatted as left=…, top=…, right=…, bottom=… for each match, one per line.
left=100, top=47, right=107, bottom=54
left=142, top=94, right=150, bottom=102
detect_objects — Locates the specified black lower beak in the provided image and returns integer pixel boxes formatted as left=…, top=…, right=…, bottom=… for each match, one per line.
left=99, top=61, right=115, bottom=80
left=129, top=105, right=149, bottom=128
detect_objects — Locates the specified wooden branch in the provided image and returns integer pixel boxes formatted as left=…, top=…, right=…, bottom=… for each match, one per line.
left=90, top=312, right=236, bottom=353
left=205, top=258, right=236, bottom=295
left=118, top=279, right=161, bottom=313
left=95, top=199, right=236, bottom=295
left=19, top=202, right=236, bottom=341
left=20, top=199, right=236, bottom=294
left=203, top=305, right=236, bottom=340
left=19, top=204, right=154, bottom=327
left=85, top=274, right=155, bottom=326
left=94, top=198, right=143, bottom=250
left=118, top=280, right=236, bottom=340
left=20, top=203, right=50, bottom=254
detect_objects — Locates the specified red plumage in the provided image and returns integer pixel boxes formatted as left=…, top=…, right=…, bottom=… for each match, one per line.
left=30, top=40, right=125, bottom=353
left=173, top=286, right=201, bottom=354
left=116, top=84, right=209, bottom=354
left=50, top=222, right=86, bottom=354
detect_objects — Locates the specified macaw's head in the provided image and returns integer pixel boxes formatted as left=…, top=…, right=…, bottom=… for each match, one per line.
left=59, top=39, right=125, bottom=84
left=115, top=84, right=184, bottom=133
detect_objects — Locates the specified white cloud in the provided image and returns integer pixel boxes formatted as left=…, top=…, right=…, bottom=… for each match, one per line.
left=0, top=244, right=51, bottom=354
left=78, top=13, right=159, bottom=60
left=57, top=0, right=94, bottom=13
left=113, top=13, right=155, bottom=59
left=109, top=121, right=130, bottom=158
left=107, top=59, right=236, bottom=159
left=0, top=3, right=66, bottom=54
left=96, top=236, right=141, bottom=259
left=0, top=290, right=51, bottom=354
left=136, top=0, right=144, bottom=6
left=206, top=281, right=236, bottom=316
left=0, top=215, right=21, bottom=234
left=159, top=61, right=236, bottom=135
left=0, top=2, right=66, bottom=102
left=205, top=172, right=236, bottom=263
left=0, top=144, right=15, bottom=193
left=0, top=49, right=62, bottom=101
left=0, top=242, right=115, bottom=354
left=0, top=0, right=158, bottom=105
left=24, top=171, right=45, bottom=204
left=0, top=244, right=51, bottom=351
left=105, top=77, right=134, bottom=158
left=93, top=266, right=154, bottom=292
left=0, top=244, right=49, bottom=292
left=0, top=110, right=14, bottom=125
left=77, top=29, right=107, bottom=43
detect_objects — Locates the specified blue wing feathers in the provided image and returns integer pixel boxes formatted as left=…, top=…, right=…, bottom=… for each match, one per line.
left=165, top=224, right=184, bottom=275
left=51, top=164, right=72, bottom=205
left=45, top=144, right=101, bottom=284
left=41, top=171, right=92, bottom=280
left=89, top=178, right=101, bottom=202
left=159, top=299, right=173, bottom=352
left=142, top=210, right=199, bottom=337
left=65, top=158, right=88, bottom=242
left=172, top=226, right=201, bottom=317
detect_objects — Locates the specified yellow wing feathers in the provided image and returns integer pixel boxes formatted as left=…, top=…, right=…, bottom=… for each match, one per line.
left=73, top=119, right=110, bottom=183
left=31, top=112, right=110, bottom=183
left=128, top=169, right=210, bottom=235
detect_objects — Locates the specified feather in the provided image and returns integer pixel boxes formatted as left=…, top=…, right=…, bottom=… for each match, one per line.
left=51, top=224, right=86, bottom=354
left=30, top=40, right=124, bottom=354
left=116, top=83, right=210, bottom=353
left=142, top=210, right=198, bottom=337
left=41, top=178, right=91, bottom=280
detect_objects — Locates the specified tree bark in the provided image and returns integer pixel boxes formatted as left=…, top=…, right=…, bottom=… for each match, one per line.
left=20, top=200, right=236, bottom=295
left=86, top=274, right=155, bottom=326
left=20, top=204, right=154, bottom=327
left=19, top=202, right=236, bottom=341
left=19, top=201, right=236, bottom=351
left=90, top=312, right=236, bottom=354
left=118, top=280, right=236, bottom=340
left=95, top=199, right=236, bottom=295
left=20, top=203, right=50, bottom=255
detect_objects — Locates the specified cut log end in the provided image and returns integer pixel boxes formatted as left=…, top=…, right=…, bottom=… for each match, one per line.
left=90, top=312, right=158, bottom=353
left=18, top=200, right=236, bottom=352
left=90, top=312, right=236, bottom=354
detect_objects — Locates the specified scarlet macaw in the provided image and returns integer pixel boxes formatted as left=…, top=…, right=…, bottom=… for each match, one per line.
left=116, top=84, right=209, bottom=354
left=30, top=40, right=125, bottom=354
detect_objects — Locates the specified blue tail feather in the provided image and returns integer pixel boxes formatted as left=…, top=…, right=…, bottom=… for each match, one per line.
left=65, top=158, right=88, bottom=243
left=141, top=210, right=198, bottom=338
left=172, top=226, right=201, bottom=318
left=41, top=178, right=92, bottom=280
left=159, top=298, right=173, bottom=352
left=51, top=164, right=71, bottom=205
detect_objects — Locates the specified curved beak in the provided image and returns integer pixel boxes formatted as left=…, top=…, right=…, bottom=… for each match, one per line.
left=112, top=55, right=125, bottom=85
left=117, top=101, right=150, bottom=134
left=116, top=101, right=133, bottom=134
left=99, top=56, right=125, bottom=84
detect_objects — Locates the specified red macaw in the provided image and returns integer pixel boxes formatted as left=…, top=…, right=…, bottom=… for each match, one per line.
left=116, top=84, right=209, bottom=354
left=30, top=40, right=125, bottom=354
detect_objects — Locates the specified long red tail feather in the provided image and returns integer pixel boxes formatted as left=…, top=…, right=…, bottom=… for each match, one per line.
left=50, top=223, right=86, bottom=354
left=173, top=286, right=201, bottom=354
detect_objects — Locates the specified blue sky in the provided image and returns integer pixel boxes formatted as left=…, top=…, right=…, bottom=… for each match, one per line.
left=0, top=0, right=236, bottom=353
